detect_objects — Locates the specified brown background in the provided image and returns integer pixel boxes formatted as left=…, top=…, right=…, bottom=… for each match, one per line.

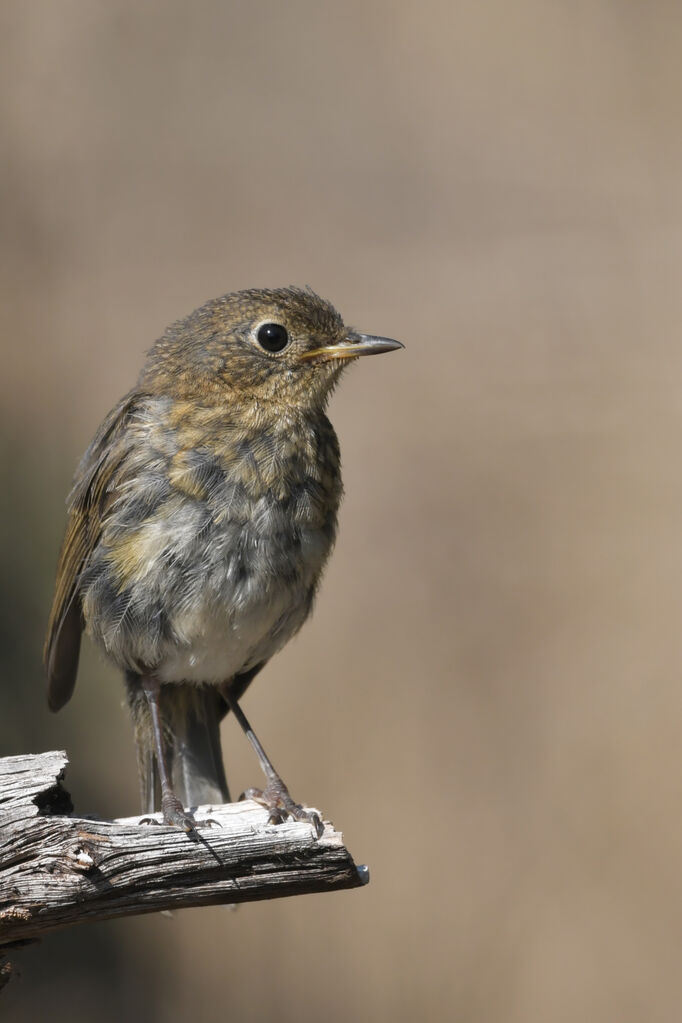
left=3, top=2, right=682, bottom=1021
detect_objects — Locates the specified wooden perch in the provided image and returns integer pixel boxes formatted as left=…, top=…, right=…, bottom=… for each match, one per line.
left=0, top=750, right=367, bottom=969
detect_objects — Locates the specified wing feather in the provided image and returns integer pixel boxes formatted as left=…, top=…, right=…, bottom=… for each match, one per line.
left=44, top=391, right=140, bottom=711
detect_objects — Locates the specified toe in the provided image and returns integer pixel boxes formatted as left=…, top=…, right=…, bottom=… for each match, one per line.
left=161, top=794, right=195, bottom=831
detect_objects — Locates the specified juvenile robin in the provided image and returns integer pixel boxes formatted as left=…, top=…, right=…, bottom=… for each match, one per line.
left=44, top=286, right=403, bottom=832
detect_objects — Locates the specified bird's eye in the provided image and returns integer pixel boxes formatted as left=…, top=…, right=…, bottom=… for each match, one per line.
left=256, top=322, right=290, bottom=353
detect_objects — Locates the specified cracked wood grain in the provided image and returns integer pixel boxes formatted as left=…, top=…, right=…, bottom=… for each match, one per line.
left=0, top=751, right=367, bottom=951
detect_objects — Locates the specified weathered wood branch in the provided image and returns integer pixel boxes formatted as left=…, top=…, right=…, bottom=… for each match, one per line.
left=0, top=750, right=367, bottom=957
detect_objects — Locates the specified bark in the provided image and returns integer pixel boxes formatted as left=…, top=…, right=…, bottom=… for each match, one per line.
left=0, top=750, right=367, bottom=984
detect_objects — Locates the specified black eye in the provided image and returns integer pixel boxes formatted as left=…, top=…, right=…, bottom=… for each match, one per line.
left=256, top=322, right=289, bottom=353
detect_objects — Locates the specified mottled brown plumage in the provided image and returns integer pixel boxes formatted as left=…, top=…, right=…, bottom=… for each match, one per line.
left=45, top=286, right=402, bottom=829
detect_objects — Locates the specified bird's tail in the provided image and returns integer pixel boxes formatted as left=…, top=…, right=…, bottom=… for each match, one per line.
left=126, top=675, right=230, bottom=813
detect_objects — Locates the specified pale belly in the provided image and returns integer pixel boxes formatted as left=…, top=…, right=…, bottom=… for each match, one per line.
left=155, top=582, right=313, bottom=684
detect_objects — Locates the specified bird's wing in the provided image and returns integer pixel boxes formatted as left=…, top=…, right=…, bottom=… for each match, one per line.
left=44, top=391, right=140, bottom=711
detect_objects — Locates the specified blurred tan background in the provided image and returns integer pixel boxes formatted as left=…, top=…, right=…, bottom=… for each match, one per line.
left=3, top=1, right=682, bottom=1020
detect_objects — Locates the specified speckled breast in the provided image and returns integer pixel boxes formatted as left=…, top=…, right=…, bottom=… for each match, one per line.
left=80, top=395, right=342, bottom=682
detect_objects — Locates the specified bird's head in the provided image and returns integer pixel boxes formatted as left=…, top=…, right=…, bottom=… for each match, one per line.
left=140, top=286, right=403, bottom=412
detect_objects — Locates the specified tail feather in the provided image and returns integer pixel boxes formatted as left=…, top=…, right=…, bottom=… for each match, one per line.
left=169, top=685, right=231, bottom=807
left=127, top=676, right=230, bottom=813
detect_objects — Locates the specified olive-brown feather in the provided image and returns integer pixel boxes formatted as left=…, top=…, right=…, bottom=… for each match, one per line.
left=44, top=391, right=141, bottom=710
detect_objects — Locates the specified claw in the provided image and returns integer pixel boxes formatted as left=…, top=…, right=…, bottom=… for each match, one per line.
left=245, top=780, right=324, bottom=837
left=161, top=793, right=195, bottom=832
left=267, top=807, right=287, bottom=826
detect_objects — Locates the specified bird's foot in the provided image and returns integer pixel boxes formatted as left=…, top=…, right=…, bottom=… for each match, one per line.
left=242, top=780, right=323, bottom=838
left=138, top=800, right=220, bottom=832
left=160, top=792, right=196, bottom=831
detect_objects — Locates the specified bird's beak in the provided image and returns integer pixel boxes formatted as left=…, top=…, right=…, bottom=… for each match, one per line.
left=301, top=331, right=404, bottom=361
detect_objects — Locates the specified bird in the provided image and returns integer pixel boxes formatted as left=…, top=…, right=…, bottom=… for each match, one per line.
left=44, top=286, right=403, bottom=832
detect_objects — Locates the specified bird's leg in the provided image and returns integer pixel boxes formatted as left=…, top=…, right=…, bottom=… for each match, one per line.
left=222, top=685, right=323, bottom=837
left=140, top=674, right=195, bottom=831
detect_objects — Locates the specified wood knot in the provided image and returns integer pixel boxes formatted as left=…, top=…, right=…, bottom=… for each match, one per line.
left=68, top=843, right=101, bottom=873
